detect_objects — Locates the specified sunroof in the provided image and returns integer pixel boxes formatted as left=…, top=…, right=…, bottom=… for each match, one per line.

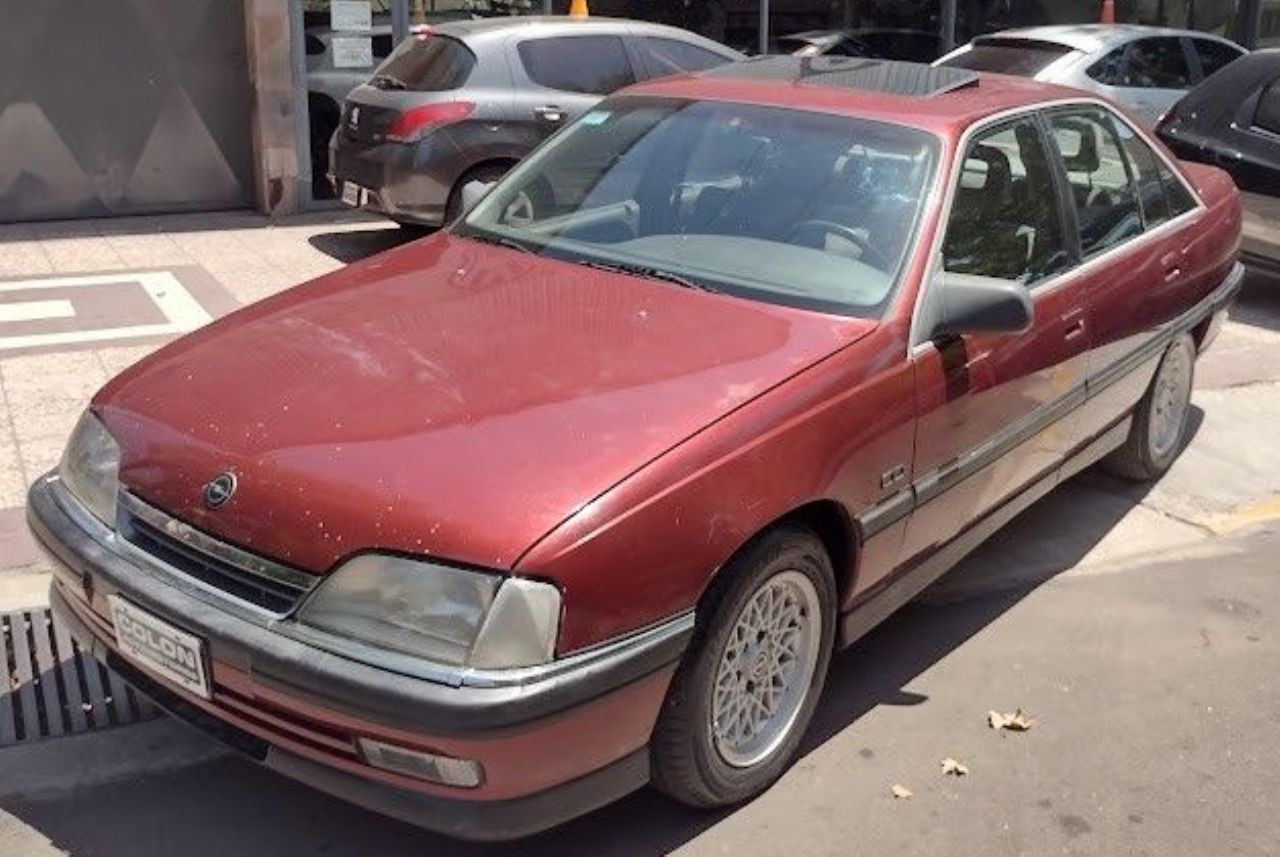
left=703, top=56, right=980, bottom=98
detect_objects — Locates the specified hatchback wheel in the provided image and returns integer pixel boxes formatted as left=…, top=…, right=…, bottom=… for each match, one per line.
left=651, top=526, right=835, bottom=807
left=1105, top=331, right=1196, bottom=481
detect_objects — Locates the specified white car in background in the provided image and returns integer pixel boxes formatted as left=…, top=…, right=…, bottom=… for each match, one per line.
left=934, top=24, right=1246, bottom=126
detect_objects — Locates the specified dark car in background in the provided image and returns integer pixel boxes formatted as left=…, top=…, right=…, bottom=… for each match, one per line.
left=771, top=28, right=943, bottom=62
left=329, top=16, right=743, bottom=227
left=1158, top=50, right=1280, bottom=271
left=1157, top=50, right=1280, bottom=197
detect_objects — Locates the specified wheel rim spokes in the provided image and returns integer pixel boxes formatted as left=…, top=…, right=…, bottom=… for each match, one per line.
left=711, top=570, right=822, bottom=768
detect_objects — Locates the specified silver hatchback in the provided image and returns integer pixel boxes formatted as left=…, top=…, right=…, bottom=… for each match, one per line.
left=934, top=24, right=1245, bottom=126
left=330, top=16, right=742, bottom=228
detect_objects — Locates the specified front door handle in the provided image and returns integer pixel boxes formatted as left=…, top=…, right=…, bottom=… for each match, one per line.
left=534, top=105, right=565, bottom=124
left=1160, top=250, right=1183, bottom=283
left=1062, top=308, right=1087, bottom=342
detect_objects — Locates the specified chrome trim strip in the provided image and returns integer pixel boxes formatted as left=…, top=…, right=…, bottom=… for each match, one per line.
left=906, top=96, right=1208, bottom=353
left=119, top=492, right=319, bottom=593
left=861, top=261, right=1242, bottom=539
left=50, top=480, right=290, bottom=627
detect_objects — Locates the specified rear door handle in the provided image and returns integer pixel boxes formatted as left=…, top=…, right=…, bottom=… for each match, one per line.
left=1161, top=250, right=1183, bottom=283
left=534, top=105, right=565, bottom=124
left=1062, top=308, right=1087, bottom=341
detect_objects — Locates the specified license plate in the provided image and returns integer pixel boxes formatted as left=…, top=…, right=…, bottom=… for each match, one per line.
left=341, top=181, right=366, bottom=207
left=109, top=595, right=212, bottom=699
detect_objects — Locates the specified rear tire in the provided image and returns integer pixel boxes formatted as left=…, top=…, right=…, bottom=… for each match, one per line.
left=1104, top=332, right=1196, bottom=481
left=444, top=162, right=513, bottom=225
left=651, top=526, right=836, bottom=808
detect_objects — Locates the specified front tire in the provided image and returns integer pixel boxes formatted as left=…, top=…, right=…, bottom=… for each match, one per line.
left=651, top=526, right=836, bottom=808
left=1104, top=332, right=1196, bottom=481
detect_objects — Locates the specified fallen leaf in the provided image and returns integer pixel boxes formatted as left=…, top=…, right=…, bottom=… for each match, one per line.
left=941, top=757, right=969, bottom=776
left=891, top=784, right=913, bottom=799
left=988, top=708, right=1034, bottom=731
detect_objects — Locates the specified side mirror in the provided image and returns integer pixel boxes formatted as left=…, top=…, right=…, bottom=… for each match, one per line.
left=458, top=178, right=497, bottom=220
left=924, top=271, right=1034, bottom=340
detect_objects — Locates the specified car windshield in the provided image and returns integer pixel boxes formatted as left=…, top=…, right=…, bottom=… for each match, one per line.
left=940, top=39, right=1075, bottom=75
left=455, top=98, right=938, bottom=317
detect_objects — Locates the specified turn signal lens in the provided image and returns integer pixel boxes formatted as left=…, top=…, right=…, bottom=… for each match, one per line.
left=358, top=737, right=483, bottom=788
left=385, top=101, right=474, bottom=143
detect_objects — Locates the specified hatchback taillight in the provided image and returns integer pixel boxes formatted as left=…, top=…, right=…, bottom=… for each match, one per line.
left=385, top=101, right=474, bottom=143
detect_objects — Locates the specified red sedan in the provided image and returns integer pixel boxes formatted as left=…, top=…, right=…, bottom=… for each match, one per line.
left=29, top=57, right=1241, bottom=839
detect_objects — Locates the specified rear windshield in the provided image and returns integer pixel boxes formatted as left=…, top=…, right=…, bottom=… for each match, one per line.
left=372, top=34, right=476, bottom=91
left=940, top=38, right=1075, bottom=76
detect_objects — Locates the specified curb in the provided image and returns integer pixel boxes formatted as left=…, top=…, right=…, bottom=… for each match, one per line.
left=0, top=717, right=228, bottom=802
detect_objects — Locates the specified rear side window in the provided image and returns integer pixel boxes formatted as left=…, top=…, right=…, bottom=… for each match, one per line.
left=1254, top=78, right=1280, bottom=135
left=940, top=39, right=1073, bottom=75
left=1192, top=38, right=1243, bottom=79
left=1158, top=163, right=1198, bottom=217
left=1125, top=37, right=1193, bottom=88
left=1113, top=119, right=1172, bottom=228
left=520, top=36, right=635, bottom=95
left=1048, top=108, right=1143, bottom=258
left=1087, top=47, right=1127, bottom=85
left=640, top=37, right=730, bottom=76
left=375, top=35, right=476, bottom=91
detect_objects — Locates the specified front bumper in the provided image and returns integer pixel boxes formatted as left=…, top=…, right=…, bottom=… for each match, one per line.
left=28, top=474, right=690, bottom=840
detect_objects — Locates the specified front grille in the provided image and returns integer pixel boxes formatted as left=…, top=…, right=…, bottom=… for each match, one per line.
left=117, top=495, right=317, bottom=615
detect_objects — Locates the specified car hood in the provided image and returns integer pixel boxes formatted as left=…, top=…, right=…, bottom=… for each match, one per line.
left=96, top=233, right=873, bottom=574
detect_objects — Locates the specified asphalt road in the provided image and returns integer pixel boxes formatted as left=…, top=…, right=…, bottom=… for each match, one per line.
left=2, top=524, right=1276, bottom=857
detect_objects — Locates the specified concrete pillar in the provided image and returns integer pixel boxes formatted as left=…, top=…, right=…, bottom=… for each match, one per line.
left=243, top=0, right=301, bottom=216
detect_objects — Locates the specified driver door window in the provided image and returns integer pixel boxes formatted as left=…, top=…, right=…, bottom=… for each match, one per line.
left=942, top=117, right=1069, bottom=285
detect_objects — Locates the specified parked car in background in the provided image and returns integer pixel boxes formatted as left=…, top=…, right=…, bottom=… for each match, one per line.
left=772, top=28, right=943, bottom=62
left=32, top=56, right=1241, bottom=839
left=1157, top=49, right=1280, bottom=196
left=329, top=16, right=743, bottom=227
left=1158, top=50, right=1280, bottom=271
left=935, top=24, right=1246, bottom=126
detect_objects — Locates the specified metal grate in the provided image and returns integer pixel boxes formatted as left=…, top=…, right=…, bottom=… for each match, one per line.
left=1, top=607, right=158, bottom=747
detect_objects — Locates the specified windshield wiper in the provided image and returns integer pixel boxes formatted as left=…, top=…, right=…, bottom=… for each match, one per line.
left=371, top=74, right=408, bottom=90
left=462, top=232, right=535, bottom=254
left=578, top=260, right=715, bottom=292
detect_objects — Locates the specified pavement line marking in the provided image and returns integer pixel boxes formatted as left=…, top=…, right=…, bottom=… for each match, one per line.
left=0, top=299, right=74, bottom=323
left=1207, top=495, right=1280, bottom=536
left=0, top=271, right=212, bottom=351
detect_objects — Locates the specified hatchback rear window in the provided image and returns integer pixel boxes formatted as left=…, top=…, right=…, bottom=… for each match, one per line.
left=373, top=34, right=476, bottom=91
left=940, top=38, right=1075, bottom=75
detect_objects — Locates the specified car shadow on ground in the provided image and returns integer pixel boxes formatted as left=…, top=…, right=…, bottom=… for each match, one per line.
left=307, top=225, right=427, bottom=263
left=1234, top=267, right=1280, bottom=334
left=0, top=414, right=1202, bottom=857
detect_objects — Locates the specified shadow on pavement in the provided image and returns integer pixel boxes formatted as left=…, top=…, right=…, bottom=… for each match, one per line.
left=0, top=417, right=1201, bottom=856
left=1234, top=267, right=1280, bottom=334
left=308, top=225, right=426, bottom=263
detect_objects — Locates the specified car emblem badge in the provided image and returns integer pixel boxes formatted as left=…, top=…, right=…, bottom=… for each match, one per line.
left=349, top=106, right=360, bottom=128
left=203, top=473, right=237, bottom=509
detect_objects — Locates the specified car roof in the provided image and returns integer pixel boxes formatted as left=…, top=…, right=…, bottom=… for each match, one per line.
left=978, top=23, right=1239, bottom=53
left=437, top=14, right=699, bottom=39
left=623, top=56, right=1088, bottom=137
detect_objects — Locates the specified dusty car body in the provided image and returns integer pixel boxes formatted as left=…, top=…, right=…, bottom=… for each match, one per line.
left=935, top=24, right=1245, bottom=126
left=30, top=56, right=1241, bottom=840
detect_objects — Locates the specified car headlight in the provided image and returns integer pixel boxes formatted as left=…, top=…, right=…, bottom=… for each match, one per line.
left=296, top=554, right=561, bottom=669
left=59, top=411, right=121, bottom=526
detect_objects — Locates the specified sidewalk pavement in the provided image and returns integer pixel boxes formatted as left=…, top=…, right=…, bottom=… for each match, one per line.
left=0, top=210, right=413, bottom=609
